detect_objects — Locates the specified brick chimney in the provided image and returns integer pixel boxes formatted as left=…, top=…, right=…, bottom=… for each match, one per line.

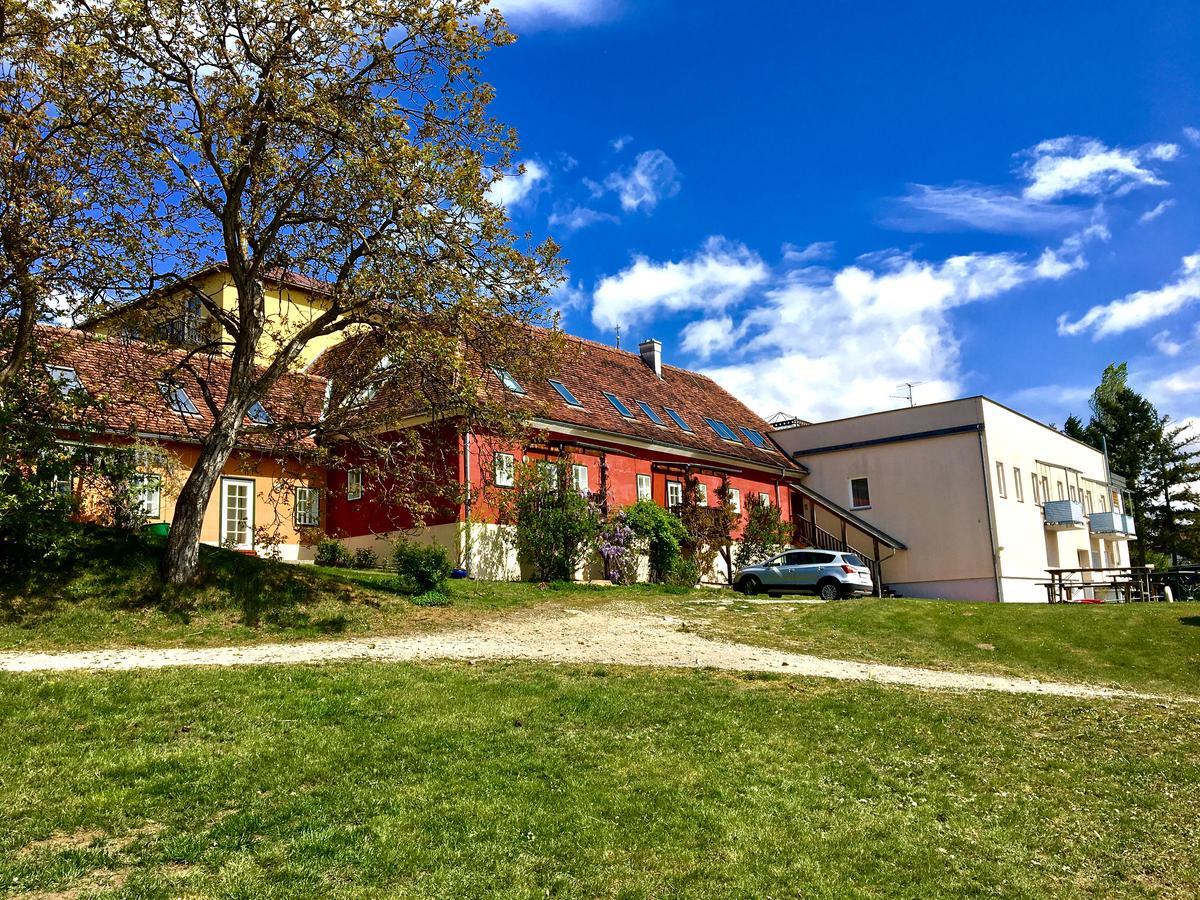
left=639, top=338, right=662, bottom=378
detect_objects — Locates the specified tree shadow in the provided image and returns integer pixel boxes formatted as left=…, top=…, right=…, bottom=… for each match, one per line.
left=1179, top=616, right=1200, bottom=627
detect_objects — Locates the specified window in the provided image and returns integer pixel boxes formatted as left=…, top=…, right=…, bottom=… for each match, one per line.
left=1069, top=484, right=1078, bottom=503
left=548, top=379, right=582, bottom=407
left=1031, top=472, right=1041, bottom=505
left=47, top=366, right=83, bottom=395
left=728, top=488, right=740, bottom=513
left=537, top=460, right=558, bottom=488
left=704, top=417, right=742, bottom=442
left=1085, top=491, right=1093, bottom=514
left=738, top=426, right=771, bottom=450
left=636, top=401, right=666, bottom=426
left=636, top=473, right=652, bottom=501
left=572, top=464, right=589, bottom=494
left=346, top=468, right=364, bottom=500
left=666, top=480, right=683, bottom=508
left=758, top=491, right=771, bottom=507
left=602, top=391, right=635, bottom=418
left=491, top=366, right=525, bottom=395
left=850, top=476, right=870, bottom=509
left=1042, top=476, right=1050, bottom=502
left=51, top=473, right=73, bottom=497
left=1014, top=468, right=1024, bottom=502
left=1056, top=481, right=1065, bottom=500
left=295, top=487, right=320, bottom=526
left=246, top=401, right=272, bottom=425
left=131, top=474, right=162, bottom=518
left=995, top=462, right=1007, bottom=498
left=157, top=381, right=200, bottom=416
left=664, top=407, right=693, bottom=432
left=696, top=483, right=708, bottom=506
left=493, top=453, right=514, bottom=488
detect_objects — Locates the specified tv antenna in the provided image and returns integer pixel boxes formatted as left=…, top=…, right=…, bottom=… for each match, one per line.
left=891, top=381, right=925, bottom=408
left=614, top=324, right=621, bottom=349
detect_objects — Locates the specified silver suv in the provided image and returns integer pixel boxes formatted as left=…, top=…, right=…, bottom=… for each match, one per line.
left=734, top=550, right=873, bottom=600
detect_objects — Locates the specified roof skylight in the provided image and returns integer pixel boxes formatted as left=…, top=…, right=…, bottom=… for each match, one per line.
left=603, top=391, right=635, bottom=418
left=46, top=366, right=83, bottom=396
left=636, top=401, right=666, bottom=426
left=664, top=407, right=693, bottom=432
left=738, top=426, right=771, bottom=449
left=704, top=417, right=742, bottom=442
left=491, top=366, right=525, bottom=395
left=246, top=401, right=272, bottom=425
left=157, top=381, right=200, bottom=416
left=549, top=379, right=583, bottom=407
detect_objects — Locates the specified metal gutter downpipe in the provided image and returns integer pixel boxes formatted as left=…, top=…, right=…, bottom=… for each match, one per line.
left=462, top=429, right=473, bottom=575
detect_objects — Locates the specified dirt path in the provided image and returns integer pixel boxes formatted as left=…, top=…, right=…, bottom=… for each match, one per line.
left=0, top=608, right=1172, bottom=701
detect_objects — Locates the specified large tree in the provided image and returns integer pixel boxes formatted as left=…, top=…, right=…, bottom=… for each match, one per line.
left=1066, top=363, right=1200, bottom=566
left=86, top=0, right=560, bottom=583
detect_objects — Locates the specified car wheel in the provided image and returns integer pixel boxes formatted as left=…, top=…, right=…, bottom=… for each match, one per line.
left=740, top=575, right=761, bottom=596
left=817, top=579, right=840, bottom=602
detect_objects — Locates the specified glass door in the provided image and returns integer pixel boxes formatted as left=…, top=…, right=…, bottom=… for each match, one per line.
left=221, top=478, right=255, bottom=550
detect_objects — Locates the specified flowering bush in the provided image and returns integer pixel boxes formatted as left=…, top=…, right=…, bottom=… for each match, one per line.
left=598, top=514, right=638, bottom=584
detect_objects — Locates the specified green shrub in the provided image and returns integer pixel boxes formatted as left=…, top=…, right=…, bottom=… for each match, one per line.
left=410, top=589, right=451, bottom=607
left=736, top=498, right=793, bottom=570
left=664, top=557, right=700, bottom=588
left=622, top=500, right=688, bottom=583
left=352, top=547, right=378, bottom=570
left=315, top=538, right=352, bottom=568
left=393, top=541, right=451, bottom=593
left=509, top=458, right=600, bottom=582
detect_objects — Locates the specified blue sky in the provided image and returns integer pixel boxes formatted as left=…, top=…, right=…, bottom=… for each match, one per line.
left=484, top=0, right=1200, bottom=428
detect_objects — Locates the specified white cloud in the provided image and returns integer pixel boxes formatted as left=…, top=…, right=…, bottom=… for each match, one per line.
left=491, top=0, right=610, bottom=27
left=549, top=277, right=588, bottom=316
left=781, top=241, right=836, bottom=264
left=610, top=134, right=632, bottom=152
left=1057, top=251, right=1200, bottom=339
left=680, top=315, right=743, bottom=359
left=591, top=237, right=767, bottom=329
left=1139, top=199, right=1175, bottom=225
left=1184, top=126, right=1200, bottom=147
left=697, top=231, right=1097, bottom=422
left=603, top=149, right=680, bottom=213
left=486, top=160, right=547, bottom=208
left=548, top=206, right=619, bottom=234
left=888, top=183, right=1087, bottom=234
left=1019, top=136, right=1178, bottom=202
left=1153, top=329, right=1184, bottom=357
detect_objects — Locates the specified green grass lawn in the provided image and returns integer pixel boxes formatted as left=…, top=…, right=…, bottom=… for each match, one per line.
left=672, top=596, right=1200, bottom=697
left=2, top=662, right=1197, bottom=899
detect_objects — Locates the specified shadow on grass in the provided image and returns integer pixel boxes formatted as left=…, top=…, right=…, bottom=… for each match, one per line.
left=1179, top=616, right=1200, bottom=628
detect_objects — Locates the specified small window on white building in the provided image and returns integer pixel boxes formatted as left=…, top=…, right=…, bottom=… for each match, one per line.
left=667, top=480, right=683, bottom=508
left=1031, top=473, right=1040, bottom=505
left=696, top=483, right=708, bottom=506
left=1069, top=484, right=1078, bottom=503
left=728, top=488, right=740, bottom=513
left=493, top=453, right=514, bottom=488
left=1013, top=467, right=1024, bottom=502
left=850, top=476, right=870, bottom=509
left=1056, top=480, right=1065, bottom=500
left=131, top=474, right=162, bottom=519
left=1042, top=476, right=1050, bottom=502
left=636, top=473, right=651, bottom=501
left=347, top=468, right=364, bottom=500
left=295, top=487, right=321, bottom=526
left=995, top=462, right=1007, bottom=499
left=572, top=464, right=589, bottom=494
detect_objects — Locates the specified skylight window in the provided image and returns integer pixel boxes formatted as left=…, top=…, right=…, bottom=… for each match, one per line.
left=246, top=401, right=272, bottom=425
left=664, top=407, right=692, bottom=432
left=704, top=417, right=742, bottom=442
left=46, top=366, right=83, bottom=395
left=548, top=379, right=583, bottom=407
left=738, top=426, right=771, bottom=449
left=603, top=391, right=635, bottom=418
left=491, top=366, right=525, bottom=395
left=636, top=401, right=666, bottom=426
left=157, top=381, right=200, bottom=416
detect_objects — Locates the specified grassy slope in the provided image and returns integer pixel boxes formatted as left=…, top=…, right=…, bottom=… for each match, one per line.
left=670, top=596, right=1200, bottom=697
left=2, top=662, right=1198, bottom=899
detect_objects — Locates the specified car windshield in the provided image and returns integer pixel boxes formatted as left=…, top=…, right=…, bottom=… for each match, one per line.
left=842, top=554, right=864, bottom=567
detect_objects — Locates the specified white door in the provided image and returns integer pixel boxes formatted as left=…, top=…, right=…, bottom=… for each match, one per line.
left=221, top=479, right=255, bottom=550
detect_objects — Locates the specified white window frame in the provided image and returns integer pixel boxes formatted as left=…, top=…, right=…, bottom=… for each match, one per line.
left=219, top=477, right=255, bottom=550
left=728, top=487, right=740, bottom=513
left=295, top=486, right=321, bottom=527
left=666, top=480, right=683, bottom=508
left=131, top=473, right=162, bottom=519
left=849, top=476, right=870, bottom=510
left=494, top=453, right=515, bottom=488
left=995, top=462, right=1007, bottom=499
left=636, top=473, right=652, bottom=502
left=347, top=468, right=364, bottom=500
left=696, top=483, right=708, bottom=506
left=572, top=463, right=589, bottom=494
left=47, top=365, right=83, bottom=395
left=758, top=491, right=771, bottom=507
left=1014, top=467, right=1024, bottom=503
left=51, top=472, right=74, bottom=497
left=1031, top=472, right=1041, bottom=505
left=157, top=380, right=200, bottom=417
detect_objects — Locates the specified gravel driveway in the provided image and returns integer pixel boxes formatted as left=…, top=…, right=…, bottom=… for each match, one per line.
left=0, top=608, right=1171, bottom=701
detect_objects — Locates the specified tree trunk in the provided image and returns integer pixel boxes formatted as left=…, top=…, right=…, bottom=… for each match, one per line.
left=161, top=408, right=245, bottom=584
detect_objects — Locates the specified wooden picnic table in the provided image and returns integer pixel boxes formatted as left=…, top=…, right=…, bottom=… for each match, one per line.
left=1042, top=566, right=1154, bottom=603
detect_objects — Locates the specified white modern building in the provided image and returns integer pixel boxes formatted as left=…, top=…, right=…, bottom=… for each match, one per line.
left=773, top=397, right=1137, bottom=603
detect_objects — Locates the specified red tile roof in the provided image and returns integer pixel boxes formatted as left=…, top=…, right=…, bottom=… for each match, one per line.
left=36, top=327, right=326, bottom=451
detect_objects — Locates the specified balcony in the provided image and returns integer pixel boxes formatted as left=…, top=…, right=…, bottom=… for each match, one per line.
left=1043, top=500, right=1087, bottom=530
left=1088, top=511, right=1137, bottom=540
